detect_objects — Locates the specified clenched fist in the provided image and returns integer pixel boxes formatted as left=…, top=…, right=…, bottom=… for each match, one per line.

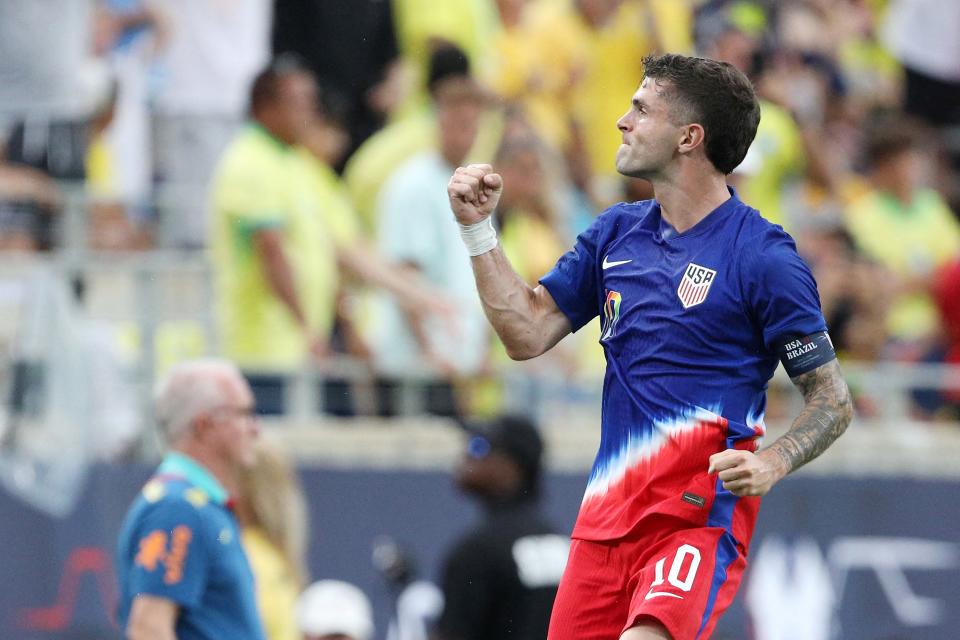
left=708, top=448, right=786, bottom=497
left=447, top=164, right=504, bottom=225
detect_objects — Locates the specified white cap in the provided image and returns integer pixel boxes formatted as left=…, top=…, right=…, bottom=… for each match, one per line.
left=296, top=580, right=375, bottom=640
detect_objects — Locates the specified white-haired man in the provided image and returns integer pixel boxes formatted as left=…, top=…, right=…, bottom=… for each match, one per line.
left=116, top=359, right=265, bottom=640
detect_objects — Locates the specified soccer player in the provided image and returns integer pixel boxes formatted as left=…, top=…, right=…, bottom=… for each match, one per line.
left=116, top=359, right=264, bottom=640
left=446, top=54, right=854, bottom=640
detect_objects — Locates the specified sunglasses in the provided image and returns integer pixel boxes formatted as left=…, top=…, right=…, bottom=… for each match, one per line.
left=466, top=435, right=492, bottom=459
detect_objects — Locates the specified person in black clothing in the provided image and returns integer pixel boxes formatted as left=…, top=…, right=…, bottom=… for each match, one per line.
left=272, top=0, right=402, bottom=169
left=435, top=415, right=569, bottom=640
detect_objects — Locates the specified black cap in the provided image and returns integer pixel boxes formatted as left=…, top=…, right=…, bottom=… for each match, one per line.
left=427, top=43, right=471, bottom=95
left=463, top=415, right=544, bottom=494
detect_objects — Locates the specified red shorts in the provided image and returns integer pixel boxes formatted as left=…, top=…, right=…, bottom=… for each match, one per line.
left=548, top=515, right=747, bottom=640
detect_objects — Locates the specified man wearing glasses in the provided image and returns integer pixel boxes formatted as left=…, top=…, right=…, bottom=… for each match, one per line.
left=116, top=359, right=265, bottom=640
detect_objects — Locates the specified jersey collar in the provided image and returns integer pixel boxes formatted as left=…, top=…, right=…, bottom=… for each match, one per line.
left=157, top=452, right=229, bottom=506
left=249, top=121, right=293, bottom=152
left=649, top=186, right=742, bottom=240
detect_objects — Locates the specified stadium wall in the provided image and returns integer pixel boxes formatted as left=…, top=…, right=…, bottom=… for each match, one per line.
left=2, top=464, right=958, bottom=640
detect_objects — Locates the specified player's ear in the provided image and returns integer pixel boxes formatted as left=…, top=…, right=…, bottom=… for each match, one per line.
left=677, top=123, right=705, bottom=155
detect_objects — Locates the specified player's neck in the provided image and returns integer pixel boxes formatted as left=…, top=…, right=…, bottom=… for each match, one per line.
left=651, top=170, right=731, bottom=234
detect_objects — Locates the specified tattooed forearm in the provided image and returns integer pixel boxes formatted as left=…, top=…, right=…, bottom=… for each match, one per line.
left=766, top=359, right=854, bottom=475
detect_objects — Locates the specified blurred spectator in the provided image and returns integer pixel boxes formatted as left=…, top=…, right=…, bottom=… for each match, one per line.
left=365, top=69, right=493, bottom=417
left=480, top=122, right=594, bottom=416
left=272, top=0, right=406, bottom=167
left=298, top=108, right=379, bottom=371
left=932, top=259, right=960, bottom=415
left=832, top=0, right=902, bottom=117
left=0, top=1, right=114, bottom=251
left=150, top=0, right=272, bottom=248
left=116, top=359, right=265, bottom=639
left=3, top=37, right=112, bottom=183
left=494, top=127, right=566, bottom=285
left=392, top=0, right=499, bottom=105
left=237, top=436, right=309, bottom=640
left=803, top=228, right=888, bottom=361
left=843, top=117, right=960, bottom=350
left=435, top=415, right=567, bottom=640
left=296, top=580, right=375, bottom=640
left=882, top=0, right=960, bottom=129
left=513, top=0, right=657, bottom=204
left=883, top=0, right=960, bottom=210
left=97, top=0, right=169, bottom=219
left=483, top=0, right=573, bottom=160
left=0, top=0, right=104, bottom=128
left=343, top=44, right=501, bottom=235
left=0, top=155, right=61, bottom=252
left=706, top=6, right=807, bottom=229
left=210, top=56, right=449, bottom=414
left=85, top=79, right=157, bottom=251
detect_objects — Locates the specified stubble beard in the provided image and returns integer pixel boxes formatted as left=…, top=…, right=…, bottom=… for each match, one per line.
left=616, top=154, right=654, bottom=180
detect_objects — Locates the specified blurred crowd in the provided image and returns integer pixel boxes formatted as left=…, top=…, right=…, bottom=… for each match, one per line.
left=1, top=0, right=960, bottom=422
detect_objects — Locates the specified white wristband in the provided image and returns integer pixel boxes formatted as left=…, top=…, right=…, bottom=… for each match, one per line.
left=458, top=217, right=498, bottom=256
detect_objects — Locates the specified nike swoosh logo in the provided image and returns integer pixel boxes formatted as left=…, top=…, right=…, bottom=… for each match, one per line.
left=644, top=591, right=684, bottom=601
left=602, top=256, right=632, bottom=269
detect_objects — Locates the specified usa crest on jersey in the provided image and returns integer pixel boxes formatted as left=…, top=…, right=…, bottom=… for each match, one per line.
left=677, top=263, right=716, bottom=309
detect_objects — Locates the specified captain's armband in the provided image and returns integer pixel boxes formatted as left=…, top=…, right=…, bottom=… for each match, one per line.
left=776, top=331, right=837, bottom=377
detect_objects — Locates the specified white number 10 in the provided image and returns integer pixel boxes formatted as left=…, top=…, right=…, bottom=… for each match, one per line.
left=651, top=544, right=702, bottom=592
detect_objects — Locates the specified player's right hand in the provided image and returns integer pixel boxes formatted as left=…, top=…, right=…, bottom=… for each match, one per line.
left=447, top=164, right=503, bottom=225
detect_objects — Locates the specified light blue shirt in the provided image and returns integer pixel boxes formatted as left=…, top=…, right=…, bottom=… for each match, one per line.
left=369, top=150, right=489, bottom=376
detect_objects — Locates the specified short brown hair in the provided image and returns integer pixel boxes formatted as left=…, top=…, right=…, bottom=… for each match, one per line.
left=249, top=53, right=311, bottom=115
left=863, top=113, right=929, bottom=168
left=642, top=53, right=761, bottom=174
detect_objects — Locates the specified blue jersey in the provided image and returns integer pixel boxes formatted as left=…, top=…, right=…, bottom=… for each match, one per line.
left=116, top=454, right=265, bottom=640
left=540, top=191, right=826, bottom=543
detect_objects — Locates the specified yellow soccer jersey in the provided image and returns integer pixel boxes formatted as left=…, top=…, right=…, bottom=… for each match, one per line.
left=735, top=99, right=805, bottom=228
left=242, top=527, right=299, bottom=640
left=846, top=188, right=960, bottom=339
left=210, top=125, right=340, bottom=370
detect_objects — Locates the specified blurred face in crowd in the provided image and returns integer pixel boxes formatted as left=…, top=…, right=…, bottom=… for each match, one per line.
left=576, top=0, right=620, bottom=27
left=302, top=118, right=351, bottom=167
left=455, top=434, right=520, bottom=498
left=435, top=78, right=485, bottom=167
left=710, top=28, right=757, bottom=75
left=197, top=374, right=260, bottom=471
left=268, top=71, right=321, bottom=146
left=875, top=147, right=932, bottom=202
left=498, top=143, right=545, bottom=208
left=496, top=0, right=528, bottom=27
left=616, top=77, right=692, bottom=179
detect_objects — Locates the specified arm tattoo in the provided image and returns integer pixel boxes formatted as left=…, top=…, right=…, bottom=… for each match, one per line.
left=768, top=359, right=854, bottom=475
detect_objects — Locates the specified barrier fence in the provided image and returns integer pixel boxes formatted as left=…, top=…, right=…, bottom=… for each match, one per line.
left=1, top=254, right=959, bottom=423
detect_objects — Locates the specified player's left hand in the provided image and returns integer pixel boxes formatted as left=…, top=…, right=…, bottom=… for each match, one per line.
left=708, top=449, right=784, bottom=497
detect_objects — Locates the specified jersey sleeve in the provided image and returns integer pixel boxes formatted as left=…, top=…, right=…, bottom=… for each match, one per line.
left=215, top=154, right=288, bottom=236
left=301, top=149, right=362, bottom=249
left=538, top=212, right=607, bottom=332
left=742, top=226, right=828, bottom=351
left=127, top=497, right=209, bottom=609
